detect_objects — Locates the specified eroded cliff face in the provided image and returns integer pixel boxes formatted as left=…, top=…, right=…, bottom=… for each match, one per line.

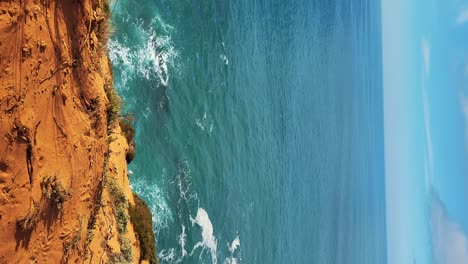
left=0, top=0, right=155, bottom=263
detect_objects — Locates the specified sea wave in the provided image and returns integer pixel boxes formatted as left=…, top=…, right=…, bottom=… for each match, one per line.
left=229, top=235, right=240, bottom=254
left=108, top=2, right=242, bottom=263
left=108, top=12, right=177, bottom=90
left=224, top=235, right=241, bottom=264
left=159, top=248, right=179, bottom=263
left=180, top=224, right=187, bottom=257
left=190, top=208, right=218, bottom=264
left=131, top=176, right=172, bottom=233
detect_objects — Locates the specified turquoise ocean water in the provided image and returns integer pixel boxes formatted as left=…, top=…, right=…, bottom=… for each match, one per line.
left=108, top=0, right=386, bottom=263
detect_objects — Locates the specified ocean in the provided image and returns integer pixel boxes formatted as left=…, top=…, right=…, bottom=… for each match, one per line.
left=108, top=0, right=387, bottom=263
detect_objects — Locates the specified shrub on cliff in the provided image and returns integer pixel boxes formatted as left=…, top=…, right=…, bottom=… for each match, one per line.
left=102, top=0, right=111, bottom=15
left=129, top=193, right=158, bottom=264
left=105, top=83, right=121, bottom=127
left=95, top=0, right=113, bottom=51
left=119, top=235, right=133, bottom=262
left=119, top=114, right=136, bottom=164
left=106, top=235, right=134, bottom=264
left=106, top=177, right=129, bottom=234
left=119, top=115, right=134, bottom=144
left=40, top=176, right=72, bottom=210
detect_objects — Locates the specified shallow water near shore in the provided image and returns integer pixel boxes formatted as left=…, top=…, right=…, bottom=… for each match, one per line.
left=108, top=0, right=386, bottom=263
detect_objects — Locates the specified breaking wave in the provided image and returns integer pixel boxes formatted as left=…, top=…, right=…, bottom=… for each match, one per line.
left=108, top=10, right=177, bottom=90
left=190, top=208, right=218, bottom=264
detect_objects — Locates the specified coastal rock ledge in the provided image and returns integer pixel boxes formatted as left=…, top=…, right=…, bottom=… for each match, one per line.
left=0, top=0, right=158, bottom=263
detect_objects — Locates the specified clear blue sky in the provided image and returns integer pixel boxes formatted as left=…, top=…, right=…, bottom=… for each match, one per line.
left=382, top=0, right=468, bottom=263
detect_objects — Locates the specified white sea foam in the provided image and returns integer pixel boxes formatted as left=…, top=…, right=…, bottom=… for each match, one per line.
left=175, top=160, right=192, bottom=204
left=195, top=119, right=205, bottom=131
left=229, top=235, right=240, bottom=253
left=223, top=257, right=238, bottom=264
left=195, top=110, right=214, bottom=133
left=179, top=225, right=187, bottom=257
left=143, top=106, right=152, bottom=119
left=140, top=32, right=174, bottom=86
left=131, top=177, right=172, bottom=232
left=190, top=208, right=218, bottom=264
left=157, top=224, right=188, bottom=263
left=108, top=17, right=178, bottom=91
left=177, top=176, right=189, bottom=204
left=108, top=39, right=135, bottom=88
left=223, top=235, right=240, bottom=264
left=220, top=54, right=229, bottom=65
left=108, top=40, right=133, bottom=69
left=159, top=248, right=178, bottom=263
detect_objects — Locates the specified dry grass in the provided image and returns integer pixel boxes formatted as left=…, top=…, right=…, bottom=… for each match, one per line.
left=16, top=200, right=41, bottom=232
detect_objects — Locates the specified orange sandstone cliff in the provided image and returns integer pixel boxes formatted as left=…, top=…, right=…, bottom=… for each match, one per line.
left=0, top=0, right=157, bottom=263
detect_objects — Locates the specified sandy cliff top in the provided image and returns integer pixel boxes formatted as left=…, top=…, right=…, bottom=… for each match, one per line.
left=0, top=0, right=156, bottom=263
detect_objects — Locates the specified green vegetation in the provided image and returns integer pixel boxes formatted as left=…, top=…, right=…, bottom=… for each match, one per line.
left=85, top=230, right=94, bottom=246
left=101, top=0, right=111, bottom=15
left=72, top=218, right=84, bottom=249
left=62, top=222, right=83, bottom=264
left=94, top=0, right=113, bottom=51
left=104, top=83, right=121, bottom=127
left=108, top=254, right=132, bottom=264
left=40, top=175, right=72, bottom=210
left=119, top=114, right=136, bottom=164
left=119, top=115, right=135, bottom=143
left=106, top=177, right=129, bottom=235
left=119, top=235, right=133, bottom=262
left=16, top=176, right=72, bottom=239
left=106, top=235, right=134, bottom=264
left=129, top=193, right=158, bottom=264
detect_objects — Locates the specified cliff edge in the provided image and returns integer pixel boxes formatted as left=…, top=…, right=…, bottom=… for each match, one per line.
left=0, top=0, right=157, bottom=263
